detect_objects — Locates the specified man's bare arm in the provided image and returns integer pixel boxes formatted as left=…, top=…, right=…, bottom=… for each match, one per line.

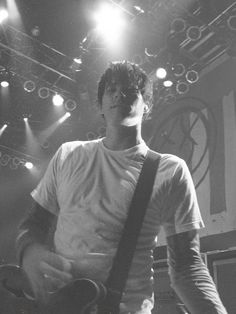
left=167, top=229, right=228, bottom=314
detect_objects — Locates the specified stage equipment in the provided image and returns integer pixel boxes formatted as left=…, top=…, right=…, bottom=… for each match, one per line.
left=176, top=81, right=189, bottom=95
left=23, top=80, right=36, bottom=93
left=185, top=70, right=199, bottom=83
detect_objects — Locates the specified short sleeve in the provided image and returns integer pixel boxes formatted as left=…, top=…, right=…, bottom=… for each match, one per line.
left=31, top=146, right=63, bottom=215
left=161, top=158, right=204, bottom=237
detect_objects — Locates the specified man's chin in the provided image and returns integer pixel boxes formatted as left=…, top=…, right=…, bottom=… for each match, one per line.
left=120, top=116, right=142, bottom=127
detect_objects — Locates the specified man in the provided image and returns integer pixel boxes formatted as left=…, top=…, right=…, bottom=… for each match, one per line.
left=16, top=61, right=227, bottom=314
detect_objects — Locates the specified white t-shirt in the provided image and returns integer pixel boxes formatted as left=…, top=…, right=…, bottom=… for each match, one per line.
left=31, top=138, right=204, bottom=313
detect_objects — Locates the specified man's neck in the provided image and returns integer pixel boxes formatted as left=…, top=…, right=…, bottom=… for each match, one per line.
left=103, top=124, right=143, bottom=151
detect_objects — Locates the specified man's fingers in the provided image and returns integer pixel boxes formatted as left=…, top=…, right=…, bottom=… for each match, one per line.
left=43, top=274, right=65, bottom=292
left=40, top=261, right=72, bottom=283
left=44, top=252, right=72, bottom=272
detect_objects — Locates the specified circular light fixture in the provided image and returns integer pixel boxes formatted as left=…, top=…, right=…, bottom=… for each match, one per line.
left=163, top=80, right=173, bottom=87
left=24, top=162, right=34, bottom=170
left=64, top=99, right=77, bottom=112
left=156, top=67, right=167, bottom=79
left=53, top=94, right=64, bottom=106
left=186, top=26, right=202, bottom=41
left=1, top=81, right=9, bottom=87
left=176, top=81, right=189, bottom=94
left=186, top=70, right=199, bottom=84
left=227, top=15, right=236, bottom=31
left=38, top=87, right=50, bottom=99
left=24, top=80, right=36, bottom=93
left=172, top=63, right=186, bottom=77
left=171, top=18, right=186, bottom=33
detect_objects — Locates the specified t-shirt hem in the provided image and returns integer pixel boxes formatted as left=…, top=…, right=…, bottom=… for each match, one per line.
left=31, top=191, right=57, bottom=215
left=165, top=220, right=205, bottom=237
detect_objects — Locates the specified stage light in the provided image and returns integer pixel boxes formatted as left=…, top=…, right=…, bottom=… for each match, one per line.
left=176, top=81, right=189, bottom=94
left=23, top=117, right=28, bottom=122
left=156, top=68, right=167, bottom=79
left=70, top=58, right=82, bottom=71
left=227, top=15, right=236, bottom=31
left=186, top=70, right=199, bottom=84
left=73, top=58, right=82, bottom=64
left=31, top=25, right=40, bottom=37
left=170, top=18, right=186, bottom=33
left=52, top=94, right=64, bottom=106
left=38, top=87, right=50, bottom=99
left=24, top=80, right=36, bottom=93
left=64, top=99, right=77, bottom=112
left=24, top=161, right=34, bottom=170
left=59, top=112, right=71, bottom=124
left=172, top=63, right=186, bottom=77
left=186, top=26, right=202, bottom=41
left=12, top=157, right=22, bottom=169
left=94, top=3, right=125, bottom=44
left=1, top=80, right=9, bottom=87
left=0, top=153, right=10, bottom=166
left=0, top=123, right=8, bottom=136
left=0, top=9, right=8, bottom=23
left=163, top=80, right=173, bottom=87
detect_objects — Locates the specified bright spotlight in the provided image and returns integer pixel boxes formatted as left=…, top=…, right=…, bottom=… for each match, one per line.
left=0, top=9, right=8, bottom=23
left=94, top=4, right=125, bottom=44
left=59, top=112, right=71, bottom=124
left=156, top=68, right=167, bottom=79
left=52, top=94, right=64, bottom=106
left=24, top=161, right=34, bottom=170
left=1, top=81, right=9, bottom=87
left=73, top=58, right=82, bottom=64
left=0, top=123, right=8, bottom=136
left=23, top=117, right=28, bottom=122
left=163, top=80, right=173, bottom=87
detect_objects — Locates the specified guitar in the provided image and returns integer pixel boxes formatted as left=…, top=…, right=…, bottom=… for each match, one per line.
left=0, top=264, right=108, bottom=314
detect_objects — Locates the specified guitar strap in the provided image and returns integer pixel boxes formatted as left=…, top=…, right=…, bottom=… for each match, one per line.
left=100, top=149, right=161, bottom=314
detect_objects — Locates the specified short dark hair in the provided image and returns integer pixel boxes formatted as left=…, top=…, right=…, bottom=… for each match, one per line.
left=97, top=61, right=153, bottom=119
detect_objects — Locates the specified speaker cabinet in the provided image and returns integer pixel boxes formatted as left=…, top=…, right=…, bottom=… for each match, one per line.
left=207, top=249, right=236, bottom=314
left=152, top=254, right=207, bottom=314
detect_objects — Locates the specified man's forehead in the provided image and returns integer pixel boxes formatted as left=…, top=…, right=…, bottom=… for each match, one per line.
left=105, top=79, right=122, bottom=86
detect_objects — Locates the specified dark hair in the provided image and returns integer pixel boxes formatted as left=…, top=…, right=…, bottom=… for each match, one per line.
left=97, top=60, right=153, bottom=119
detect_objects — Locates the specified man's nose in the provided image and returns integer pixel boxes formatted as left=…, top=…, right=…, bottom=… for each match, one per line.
left=112, top=90, right=121, bottom=101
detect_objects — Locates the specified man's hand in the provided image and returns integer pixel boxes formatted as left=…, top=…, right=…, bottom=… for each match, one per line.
left=22, top=244, right=72, bottom=303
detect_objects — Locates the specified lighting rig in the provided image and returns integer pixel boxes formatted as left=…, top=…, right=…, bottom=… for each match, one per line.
left=0, top=0, right=236, bottom=170
left=132, top=0, right=236, bottom=106
left=0, top=22, right=79, bottom=111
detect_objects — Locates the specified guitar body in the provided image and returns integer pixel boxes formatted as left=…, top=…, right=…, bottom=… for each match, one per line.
left=0, top=264, right=107, bottom=314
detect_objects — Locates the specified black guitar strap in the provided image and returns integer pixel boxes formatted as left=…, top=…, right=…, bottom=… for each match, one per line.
left=100, top=149, right=161, bottom=314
